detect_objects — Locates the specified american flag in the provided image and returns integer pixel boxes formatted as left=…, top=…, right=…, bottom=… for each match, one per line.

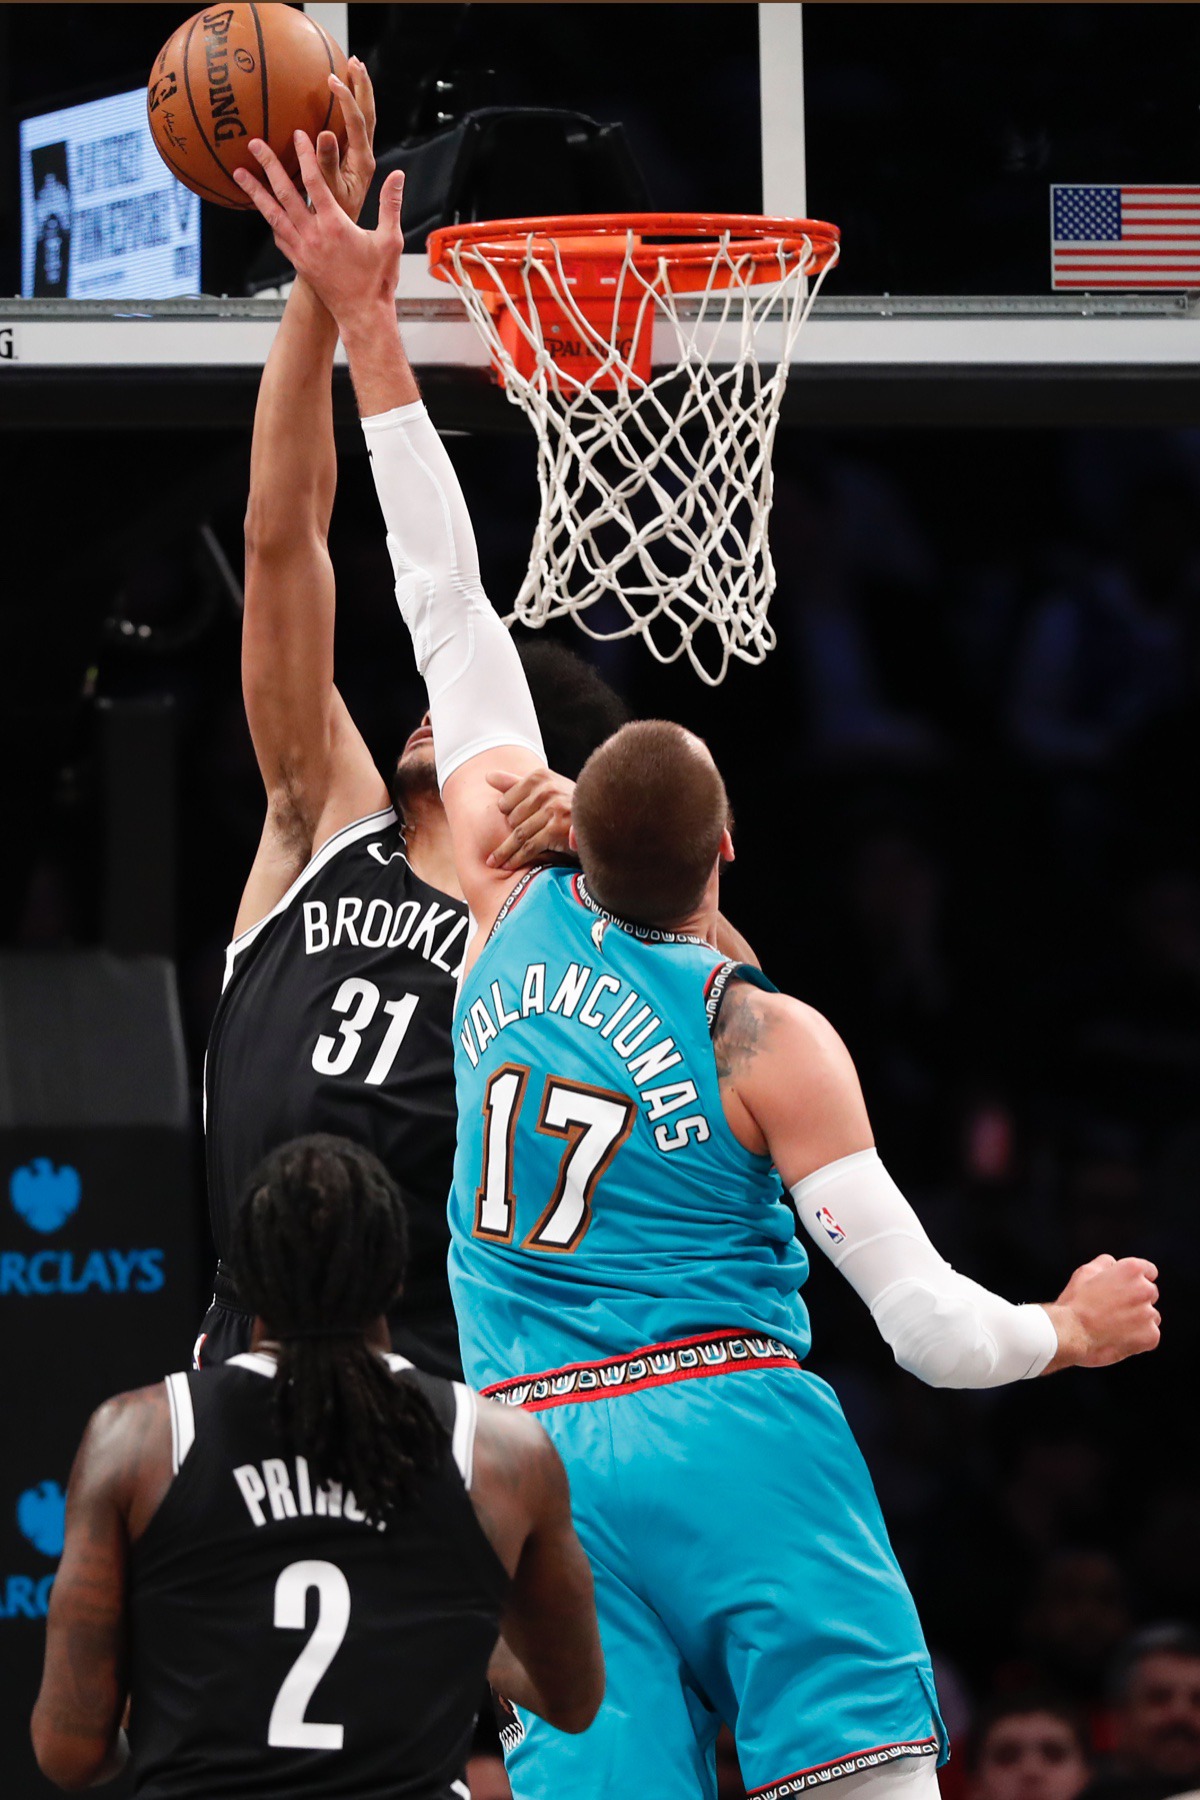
left=1051, top=185, right=1200, bottom=289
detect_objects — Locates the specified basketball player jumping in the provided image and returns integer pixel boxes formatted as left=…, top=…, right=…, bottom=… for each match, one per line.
left=236, top=131, right=1160, bottom=1800
left=200, top=63, right=623, bottom=1381
left=33, top=1135, right=603, bottom=1798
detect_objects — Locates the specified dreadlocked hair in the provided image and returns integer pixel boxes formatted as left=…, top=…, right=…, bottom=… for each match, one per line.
left=228, top=1134, right=446, bottom=1523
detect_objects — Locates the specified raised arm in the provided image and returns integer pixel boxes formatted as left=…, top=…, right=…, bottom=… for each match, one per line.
left=715, top=980, right=1161, bottom=1386
left=232, top=130, right=545, bottom=945
left=470, top=1402, right=603, bottom=1734
left=234, top=64, right=388, bottom=937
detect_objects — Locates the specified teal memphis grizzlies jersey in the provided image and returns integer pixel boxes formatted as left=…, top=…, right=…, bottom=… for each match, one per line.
left=448, top=868, right=812, bottom=1391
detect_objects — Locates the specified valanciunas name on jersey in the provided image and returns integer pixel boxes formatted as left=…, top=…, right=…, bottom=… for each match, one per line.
left=459, top=961, right=711, bottom=1155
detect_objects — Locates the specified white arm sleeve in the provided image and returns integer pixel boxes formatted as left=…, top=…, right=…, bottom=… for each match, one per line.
left=361, top=400, right=545, bottom=789
left=791, top=1147, right=1058, bottom=1388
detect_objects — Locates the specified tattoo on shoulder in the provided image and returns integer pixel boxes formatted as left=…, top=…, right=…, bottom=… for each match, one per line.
left=713, top=980, right=773, bottom=1082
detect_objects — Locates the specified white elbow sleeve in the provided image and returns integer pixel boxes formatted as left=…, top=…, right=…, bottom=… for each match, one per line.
left=792, top=1148, right=1058, bottom=1389
left=361, top=401, right=544, bottom=788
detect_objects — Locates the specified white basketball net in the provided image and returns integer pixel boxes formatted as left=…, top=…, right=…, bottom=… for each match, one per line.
left=439, top=226, right=839, bottom=685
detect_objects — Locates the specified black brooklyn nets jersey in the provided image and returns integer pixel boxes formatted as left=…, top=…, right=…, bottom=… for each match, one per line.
left=129, top=1354, right=507, bottom=1799
left=205, top=809, right=469, bottom=1368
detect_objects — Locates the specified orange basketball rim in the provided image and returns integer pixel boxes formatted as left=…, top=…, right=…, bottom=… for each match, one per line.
left=427, top=211, right=840, bottom=388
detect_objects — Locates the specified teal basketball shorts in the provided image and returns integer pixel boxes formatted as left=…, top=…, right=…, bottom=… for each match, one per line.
left=485, top=1334, right=946, bottom=1800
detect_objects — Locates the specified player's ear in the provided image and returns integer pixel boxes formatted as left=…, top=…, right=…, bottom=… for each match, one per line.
left=568, top=824, right=579, bottom=853
left=719, top=827, right=734, bottom=864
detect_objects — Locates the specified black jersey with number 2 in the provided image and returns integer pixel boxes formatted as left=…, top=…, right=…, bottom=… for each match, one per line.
left=128, top=1353, right=507, bottom=1799
left=204, top=810, right=470, bottom=1365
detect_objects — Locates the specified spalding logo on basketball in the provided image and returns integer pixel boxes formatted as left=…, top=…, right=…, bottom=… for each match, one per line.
left=147, top=3, right=347, bottom=210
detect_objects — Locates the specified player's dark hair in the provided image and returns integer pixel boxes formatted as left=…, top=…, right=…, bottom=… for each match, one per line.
left=388, top=639, right=627, bottom=821
left=573, top=719, right=731, bottom=927
left=516, top=637, right=630, bottom=779
left=965, top=1691, right=1092, bottom=1773
left=229, top=1134, right=445, bottom=1522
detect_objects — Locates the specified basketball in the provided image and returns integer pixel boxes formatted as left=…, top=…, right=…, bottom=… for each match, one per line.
left=147, top=3, right=348, bottom=210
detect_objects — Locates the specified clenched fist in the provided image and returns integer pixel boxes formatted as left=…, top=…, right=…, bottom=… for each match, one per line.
left=1044, top=1253, right=1161, bottom=1372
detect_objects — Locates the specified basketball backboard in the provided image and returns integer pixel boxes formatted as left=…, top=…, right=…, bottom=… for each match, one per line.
left=3, top=3, right=1200, bottom=430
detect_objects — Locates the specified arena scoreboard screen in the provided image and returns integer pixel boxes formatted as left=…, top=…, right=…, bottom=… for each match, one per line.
left=20, top=86, right=201, bottom=300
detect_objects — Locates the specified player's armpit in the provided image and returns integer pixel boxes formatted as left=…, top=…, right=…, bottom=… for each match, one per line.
left=714, top=983, right=873, bottom=1176
left=233, top=689, right=389, bottom=938
left=31, top=1388, right=170, bottom=1789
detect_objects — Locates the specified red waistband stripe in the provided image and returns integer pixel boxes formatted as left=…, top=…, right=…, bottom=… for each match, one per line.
left=480, top=1328, right=803, bottom=1411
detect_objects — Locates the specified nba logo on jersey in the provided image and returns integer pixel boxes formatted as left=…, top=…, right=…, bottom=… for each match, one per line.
left=591, top=918, right=608, bottom=954
left=815, top=1205, right=846, bottom=1245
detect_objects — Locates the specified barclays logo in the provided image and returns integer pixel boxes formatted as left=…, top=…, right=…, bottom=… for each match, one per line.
left=0, top=1249, right=164, bottom=1296
left=4, top=1159, right=167, bottom=1298
left=17, top=1481, right=65, bottom=1558
left=10, top=1159, right=81, bottom=1233
left=1, top=1480, right=64, bottom=1621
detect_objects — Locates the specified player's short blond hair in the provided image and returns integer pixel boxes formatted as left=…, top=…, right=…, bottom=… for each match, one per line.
left=572, top=720, right=729, bottom=929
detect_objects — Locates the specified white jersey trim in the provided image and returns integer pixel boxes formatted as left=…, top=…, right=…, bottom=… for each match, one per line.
left=227, top=1349, right=420, bottom=1377
left=218, top=1351, right=477, bottom=1485
left=165, top=1371, right=196, bottom=1473
left=226, top=1351, right=278, bottom=1378
left=451, top=1382, right=479, bottom=1490
left=223, top=806, right=398, bottom=989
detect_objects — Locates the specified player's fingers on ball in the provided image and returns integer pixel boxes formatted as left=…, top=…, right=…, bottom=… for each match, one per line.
left=316, top=131, right=340, bottom=180
left=248, top=136, right=291, bottom=198
left=330, top=74, right=369, bottom=156
left=250, top=139, right=306, bottom=218
left=295, top=132, right=335, bottom=211
left=351, top=58, right=377, bottom=136
left=233, top=166, right=286, bottom=234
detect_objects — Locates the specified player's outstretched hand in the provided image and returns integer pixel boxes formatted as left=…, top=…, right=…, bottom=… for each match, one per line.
left=486, top=769, right=575, bottom=871
left=1046, top=1253, right=1161, bottom=1369
left=232, top=127, right=403, bottom=324
left=317, top=60, right=377, bottom=223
